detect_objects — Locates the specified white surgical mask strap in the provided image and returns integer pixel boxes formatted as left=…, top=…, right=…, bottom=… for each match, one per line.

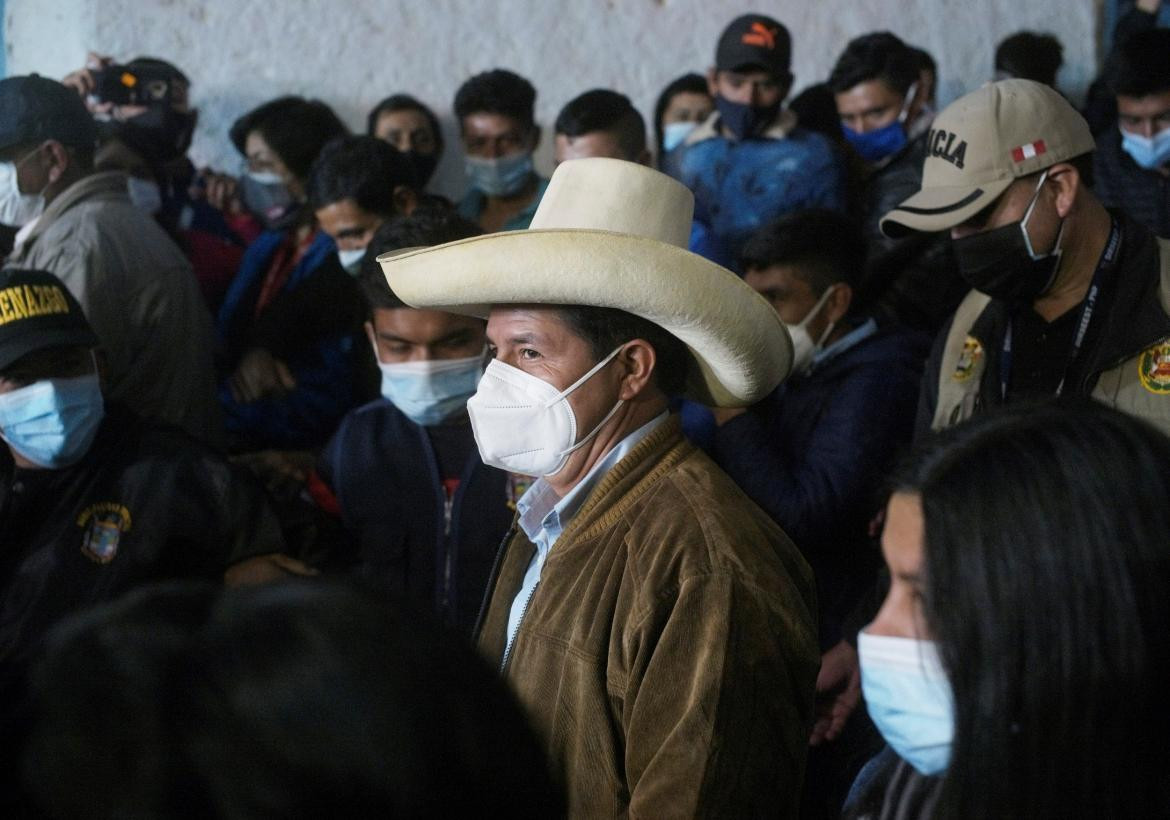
left=898, top=81, right=919, bottom=125
left=554, top=397, right=626, bottom=464
left=1020, top=169, right=1063, bottom=261
left=543, top=344, right=625, bottom=408
left=799, top=284, right=837, bottom=330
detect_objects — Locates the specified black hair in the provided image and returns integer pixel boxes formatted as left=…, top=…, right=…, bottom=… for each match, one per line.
left=555, top=306, right=690, bottom=399
left=828, top=31, right=919, bottom=97
left=739, top=209, right=865, bottom=294
left=453, top=69, right=536, bottom=130
left=21, top=579, right=565, bottom=818
left=365, top=93, right=444, bottom=155
left=909, top=46, right=936, bottom=80
left=229, top=96, right=349, bottom=182
left=1106, top=27, right=1170, bottom=99
left=893, top=399, right=1170, bottom=818
left=125, top=56, right=190, bottom=88
left=554, top=89, right=646, bottom=161
left=306, top=135, right=418, bottom=215
left=653, top=73, right=709, bottom=155
left=357, top=203, right=483, bottom=311
left=995, top=31, right=1064, bottom=87
left=789, top=83, right=846, bottom=144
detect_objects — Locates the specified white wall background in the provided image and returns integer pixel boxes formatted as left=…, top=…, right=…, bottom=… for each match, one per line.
left=8, top=0, right=1100, bottom=199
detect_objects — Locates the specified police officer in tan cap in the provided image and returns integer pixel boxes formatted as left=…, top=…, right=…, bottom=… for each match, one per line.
left=881, top=79, right=1170, bottom=436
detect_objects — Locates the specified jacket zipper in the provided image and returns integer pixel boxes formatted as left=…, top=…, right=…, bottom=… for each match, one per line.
left=500, top=579, right=538, bottom=673
left=472, top=523, right=517, bottom=641
left=440, top=492, right=454, bottom=613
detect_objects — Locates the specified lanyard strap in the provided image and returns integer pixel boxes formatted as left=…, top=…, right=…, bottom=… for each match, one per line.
left=1000, top=218, right=1122, bottom=401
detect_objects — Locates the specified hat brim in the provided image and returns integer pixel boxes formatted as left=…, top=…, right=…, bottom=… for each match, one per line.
left=879, top=178, right=1013, bottom=239
left=0, top=326, right=100, bottom=371
left=379, top=229, right=793, bottom=407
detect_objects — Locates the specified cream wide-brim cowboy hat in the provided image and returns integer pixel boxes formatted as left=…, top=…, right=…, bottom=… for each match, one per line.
left=378, top=157, right=792, bottom=407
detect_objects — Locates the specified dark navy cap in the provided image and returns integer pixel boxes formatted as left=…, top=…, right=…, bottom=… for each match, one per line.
left=0, top=75, right=97, bottom=153
left=715, top=14, right=792, bottom=76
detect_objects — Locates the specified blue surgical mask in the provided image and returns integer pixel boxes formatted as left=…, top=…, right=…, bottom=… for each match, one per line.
left=842, top=83, right=916, bottom=164
left=843, top=119, right=908, bottom=164
left=240, top=169, right=298, bottom=230
left=376, top=351, right=484, bottom=427
left=337, top=247, right=366, bottom=275
left=0, top=373, right=105, bottom=469
left=1120, top=126, right=1170, bottom=170
left=858, top=631, right=954, bottom=776
left=714, top=95, right=781, bottom=141
left=465, top=152, right=534, bottom=198
left=662, top=121, right=698, bottom=153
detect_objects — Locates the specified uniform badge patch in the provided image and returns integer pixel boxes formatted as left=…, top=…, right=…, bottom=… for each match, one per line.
left=952, top=337, right=983, bottom=382
left=1138, top=342, right=1170, bottom=395
left=505, top=472, right=534, bottom=511
left=77, top=502, right=133, bottom=564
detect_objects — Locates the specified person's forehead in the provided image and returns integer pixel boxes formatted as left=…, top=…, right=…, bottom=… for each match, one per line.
left=745, top=263, right=812, bottom=294
left=835, top=79, right=902, bottom=110
left=461, top=112, right=527, bottom=137
left=377, top=108, right=431, bottom=132
left=717, top=67, right=777, bottom=83
left=315, top=197, right=379, bottom=226
left=375, top=306, right=481, bottom=340
left=1116, top=90, right=1170, bottom=116
left=555, top=131, right=624, bottom=161
left=486, top=306, right=571, bottom=337
left=244, top=130, right=277, bottom=158
left=666, top=91, right=712, bottom=112
left=882, top=492, right=925, bottom=567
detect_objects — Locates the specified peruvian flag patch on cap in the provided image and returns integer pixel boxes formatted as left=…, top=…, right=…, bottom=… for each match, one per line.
left=1011, top=140, right=1047, bottom=163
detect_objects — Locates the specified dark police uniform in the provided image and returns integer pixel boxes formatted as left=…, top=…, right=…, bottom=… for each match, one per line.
left=0, top=405, right=283, bottom=675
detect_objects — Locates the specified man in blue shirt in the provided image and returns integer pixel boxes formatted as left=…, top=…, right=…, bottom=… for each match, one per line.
left=675, top=13, right=846, bottom=264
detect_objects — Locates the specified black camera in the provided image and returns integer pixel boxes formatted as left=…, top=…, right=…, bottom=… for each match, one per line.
left=92, top=64, right=177, bottom=107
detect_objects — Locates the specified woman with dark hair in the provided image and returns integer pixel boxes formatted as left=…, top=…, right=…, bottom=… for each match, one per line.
left=652, top=73, right=713, bottom=172
left=850, top=399, right=1170, bottom=818
left=217, top=96, right=358, bottom=453
left=367, top=94, right=444, bottom=188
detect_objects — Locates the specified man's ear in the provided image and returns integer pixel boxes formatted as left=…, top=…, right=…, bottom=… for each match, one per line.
left=1048, top=163, right=1083, bottom=219
left=394, top=185, right=418, bottom=216
left=41, top=140, right=72, bottom=186
left=826, top=283, right=854, bottom=325
left=617, top=339, right=657, bottom=401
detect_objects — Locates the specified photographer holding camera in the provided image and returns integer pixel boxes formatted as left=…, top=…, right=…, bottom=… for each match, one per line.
left=62, top=53, right=258, bottom=313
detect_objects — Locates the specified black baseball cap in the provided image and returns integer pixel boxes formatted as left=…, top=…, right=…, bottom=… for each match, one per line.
left=0, top=269, right=99, bottom=371
left=0, top=75, right=97, bottom=154
left=715, top=14, right=791, bottom=76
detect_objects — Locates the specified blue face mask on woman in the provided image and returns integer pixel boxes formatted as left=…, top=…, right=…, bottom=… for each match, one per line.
left=858, top=631, right=954, bottom=776
left=0, top=373, right=105, bottom=468
left=375, top=352, right=484, bottom=427
left=1120, top=126, right=1170, bottom=170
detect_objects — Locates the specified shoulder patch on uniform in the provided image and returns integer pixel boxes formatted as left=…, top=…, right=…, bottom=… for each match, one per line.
left=77, top=502, right=133, bottom=564
left=1138, top=342, right=1170, bottom=394
left=952, top=336, right=984, bottom=382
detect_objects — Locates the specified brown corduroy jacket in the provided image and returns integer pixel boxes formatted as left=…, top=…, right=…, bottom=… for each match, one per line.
left=477, top=418, right=819, bottom=818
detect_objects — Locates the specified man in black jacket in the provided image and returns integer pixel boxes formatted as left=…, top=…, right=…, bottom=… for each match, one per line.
left=829, top=32, right=967, bottom=336
left=0, top=269, right=296, bottom=686
left=310, top=211, right=515, bottom=635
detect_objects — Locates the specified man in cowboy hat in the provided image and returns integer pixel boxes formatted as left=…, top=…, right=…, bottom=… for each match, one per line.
left=381, top=158, right=818, bottom=817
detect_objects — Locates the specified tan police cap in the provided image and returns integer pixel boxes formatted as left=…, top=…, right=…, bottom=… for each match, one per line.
left=880, top=79, right=1095, bottom=238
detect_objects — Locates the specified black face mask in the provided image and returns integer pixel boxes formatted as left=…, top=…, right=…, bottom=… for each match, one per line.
left=952, top=172, right=1064, bottom=305
left=111, top=107, right=198, bottom=165
left=240, top=173, right=300, bottom=231
left=714, top=95, right=781, bottom=140
left=404, top=150, right=439, bottom=188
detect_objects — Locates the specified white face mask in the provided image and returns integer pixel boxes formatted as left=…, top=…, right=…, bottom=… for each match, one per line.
left=466, top=346, right=625, bottom=477
left=375, top=350, right=484, bottom=427
left=0, top=150, right=46, bottom=227
left=337, top=247, right=366, bottom=275
left=783, top=285, right=837, bottom=374
left=127, top=176, right=163, bottom=215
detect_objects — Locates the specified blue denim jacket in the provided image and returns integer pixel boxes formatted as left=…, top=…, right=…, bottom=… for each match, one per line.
left=676, top=110, right=846, bottom=263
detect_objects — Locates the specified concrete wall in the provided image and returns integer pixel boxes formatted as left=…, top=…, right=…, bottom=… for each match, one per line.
left=7, top=0, right=1099, bottom=199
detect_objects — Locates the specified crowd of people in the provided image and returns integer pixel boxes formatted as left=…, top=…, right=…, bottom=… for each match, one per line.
left=0, top=2, right=1169, bottom=817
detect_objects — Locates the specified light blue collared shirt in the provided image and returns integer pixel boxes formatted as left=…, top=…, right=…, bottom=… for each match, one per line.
left=810, top=318, right=878, bottom=371
left=501, top=411, right=669, bottom=670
